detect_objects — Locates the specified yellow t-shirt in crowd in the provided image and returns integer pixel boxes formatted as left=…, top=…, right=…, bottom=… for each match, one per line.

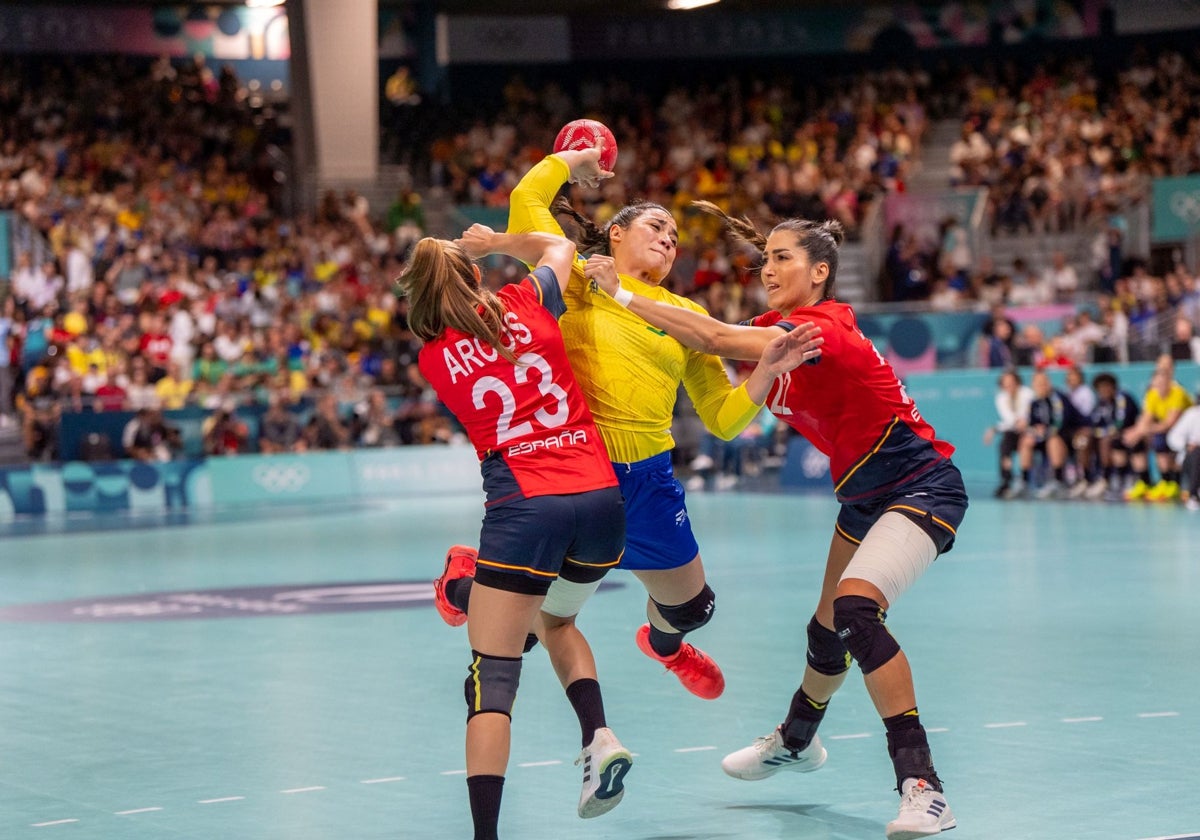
left=507, top=154, right=760, bottom=464
left=1143, top=382, right=1193, bottom=422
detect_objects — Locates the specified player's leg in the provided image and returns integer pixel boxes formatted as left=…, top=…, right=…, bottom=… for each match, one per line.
left=463, top=583, right=543, bottom=840
left=835, top=468, right=966, bottom=838
left=535, top=486, right=631, bottom=819
left=721, top=528, right=855, bottom=781
left=617, top=453, right=722, bottom=699
left=632, top=558, right=723, bottom=699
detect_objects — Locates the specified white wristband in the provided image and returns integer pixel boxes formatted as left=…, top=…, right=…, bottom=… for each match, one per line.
left=613, top=285, right=634, bottom=308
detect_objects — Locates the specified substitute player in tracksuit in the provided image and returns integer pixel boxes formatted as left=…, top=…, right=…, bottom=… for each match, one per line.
left=587, top=202, right=967, bottom=840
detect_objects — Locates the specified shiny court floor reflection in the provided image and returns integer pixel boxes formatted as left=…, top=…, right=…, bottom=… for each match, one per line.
left=0, top=490, right=1196, bottom=839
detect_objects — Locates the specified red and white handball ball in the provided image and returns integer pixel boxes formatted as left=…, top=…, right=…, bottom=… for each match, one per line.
left=553, top=119, right=618, bottom=171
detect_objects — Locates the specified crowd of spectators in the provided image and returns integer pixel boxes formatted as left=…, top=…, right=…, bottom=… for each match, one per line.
left=2, top=48, right=1200, bottom=471
left=0, top=55, right=449, bottom=461
left=949, top=49, right=1200, bottom=237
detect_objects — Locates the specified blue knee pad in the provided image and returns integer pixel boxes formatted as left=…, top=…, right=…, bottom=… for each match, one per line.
left=653, top=584, right=715, bottom=634
left=833, top=595, right=900, bottom=675
left=464, top=650, right=522, bottom=720
left=806, top=616, right=851, bottom=676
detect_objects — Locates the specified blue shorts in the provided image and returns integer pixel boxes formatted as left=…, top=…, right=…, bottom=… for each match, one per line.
left=614, top=452, right=700, bottom=571
left=836, top=458, right=968, bottom=554
left=475, top=454, right=625, bottom=596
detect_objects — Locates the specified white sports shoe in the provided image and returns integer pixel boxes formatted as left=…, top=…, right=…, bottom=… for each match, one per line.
left=886, top=778, right=957, bottom=839
left=1084, top=477, right=1109, bottom=500
left=721, top=727, right=827, bottom=781
left=1034, top=479, right=1064, bottom=499
left=575, top=727, right=632, bottom=818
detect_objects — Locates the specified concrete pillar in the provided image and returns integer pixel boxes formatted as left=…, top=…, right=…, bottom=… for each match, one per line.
left=294, top=0, right=378, bottom=184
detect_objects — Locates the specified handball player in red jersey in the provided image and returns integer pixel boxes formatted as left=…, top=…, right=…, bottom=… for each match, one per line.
left=404, top=227, right=631, bottom=838
left=586, top=202, right=968, bottom=840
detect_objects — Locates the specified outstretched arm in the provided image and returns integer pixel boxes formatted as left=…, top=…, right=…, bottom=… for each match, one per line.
left=455, top=225, right=577, bottom=293
left=583, top=254, right=822, bottom=362
left=742, top=328, right=822, bottom=404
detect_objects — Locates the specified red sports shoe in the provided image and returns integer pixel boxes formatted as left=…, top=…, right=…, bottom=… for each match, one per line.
left=433, top=545, right=477, bottom=627
left=635, top=623, right=725, bottom=700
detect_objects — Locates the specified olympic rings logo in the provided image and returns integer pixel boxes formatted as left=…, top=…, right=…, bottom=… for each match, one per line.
left=1169, top=190, right=1200, bottom=225
left=251, top=463, right=311, bottom=493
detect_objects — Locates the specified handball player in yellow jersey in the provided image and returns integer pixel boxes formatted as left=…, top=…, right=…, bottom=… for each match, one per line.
left=491, top=144, right=822, bottom=699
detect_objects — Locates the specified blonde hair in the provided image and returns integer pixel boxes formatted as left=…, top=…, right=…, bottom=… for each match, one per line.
left=399, top=237, right=519, bottom=364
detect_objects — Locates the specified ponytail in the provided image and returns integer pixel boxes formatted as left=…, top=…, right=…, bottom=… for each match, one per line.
left=692, top=201, right=843, bottom=301
left=399, top=237, right=520, bottom=364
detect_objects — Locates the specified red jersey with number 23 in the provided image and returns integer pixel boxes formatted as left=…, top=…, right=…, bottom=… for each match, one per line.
left=751, top=300, right=955, bottom=503
left=418, top=266, right=617, bottom=498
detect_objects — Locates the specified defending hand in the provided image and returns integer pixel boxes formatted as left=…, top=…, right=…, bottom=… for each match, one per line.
left=455, top=223, right=496, bottom=259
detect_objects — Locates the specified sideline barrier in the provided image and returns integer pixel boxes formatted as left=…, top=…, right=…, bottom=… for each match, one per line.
left=780, top=361, right=1199, bottom=489
left=0, top=445, right=481, bottom=521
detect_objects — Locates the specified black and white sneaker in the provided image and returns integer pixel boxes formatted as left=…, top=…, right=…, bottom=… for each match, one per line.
left=575, top=727, right=632, bottom=818
left=886, top=777, right=957, bottom=839
left=720, top=727, right=827, bottom=781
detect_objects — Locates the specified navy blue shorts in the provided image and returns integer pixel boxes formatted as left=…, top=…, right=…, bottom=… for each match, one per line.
left=613, top=452, right=700, bottom=571
left=475, top=454, right=625, bottom=596
left=835, top=458, right=968, bottom=554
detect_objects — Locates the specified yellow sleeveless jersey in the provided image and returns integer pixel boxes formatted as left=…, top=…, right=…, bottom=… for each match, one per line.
left=508, top=155, right=760, bottom=463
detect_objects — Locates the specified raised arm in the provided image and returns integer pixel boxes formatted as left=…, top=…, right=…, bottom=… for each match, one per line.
left=455, top=225, right=577, bottom=294
left=508, top=147, right=612, bottom=237
left=583, top=254, right=821, bottom=362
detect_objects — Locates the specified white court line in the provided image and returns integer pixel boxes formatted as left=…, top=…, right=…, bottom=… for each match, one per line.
left=32, top=820, right=78, bottom=827
left=828, top=733, right=871, bottom=740
left=280, top=786, right=325, bottom=794
left=1063, top=716, right=1103, bottom=723
left=115, top=807, right=162, bottom=816
left=674, top=746, right=716, bottom=753
left=926, top=727, right=950, bottom=733
left=440, top=770, right=467, bottom=776
left=360, top=777, right=406, bottom=784
left=198, top=796, right=245, bottom=804
left=517, top=760, right=563, bottom=767
left=1133, top=834, right=1200, bottom=840
left=984, top=721, right=1027, bottom=728
left=1137, top=712, right=1180, bottom=718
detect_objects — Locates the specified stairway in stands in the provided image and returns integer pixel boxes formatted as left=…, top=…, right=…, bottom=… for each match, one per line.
left=0, top=420, right=26, bottom=467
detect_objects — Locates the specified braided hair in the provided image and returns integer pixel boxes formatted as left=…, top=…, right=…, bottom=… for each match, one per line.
left=551, top=197, right=672, bottom=257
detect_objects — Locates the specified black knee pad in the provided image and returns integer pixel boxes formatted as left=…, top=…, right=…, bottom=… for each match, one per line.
left=654, top=584, right=715, bottom=634
left=806, top=616, right=851, bottom=676
left=833, top=595, right=900, bottom=675
left=464, top=650, right=522, bottom=720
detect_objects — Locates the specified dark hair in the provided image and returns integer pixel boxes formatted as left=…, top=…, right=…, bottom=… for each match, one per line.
left=1092, top=372, right=1117, bottom=390
left=551, top=197, right=670, bottom=257
left=398, top=237, right=519, bottom=364
left=999, top=368, right=1022, bottom=386
left=691, top=200, right=844, bottom=301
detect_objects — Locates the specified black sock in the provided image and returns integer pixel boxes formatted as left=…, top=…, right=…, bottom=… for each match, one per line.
left=648, top=625, right=683, bottom=657
left=1166, top=470, right=1180, bottom=484
left=466, top=774, right=504, bottom=840
left=883, top=708, right=941, bottom=793
left=1021, top=469, right=1031, bottom=482
left=1053, top=465, right=1065, bottom=482
left=781, top=686, right=828, bottom=750
left=446, top=578, right=472, bottom=614
left=565, top=678, right=607, bottom=747
left=1139, top=468, right=1152, bottom=484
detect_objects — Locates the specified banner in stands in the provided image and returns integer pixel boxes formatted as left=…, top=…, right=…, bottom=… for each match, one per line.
left=1151, top=175, right=1200, bottom=243
left=0, top=459, right=208, bottom=518
left=571, top=2, right=1100, bottom=60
